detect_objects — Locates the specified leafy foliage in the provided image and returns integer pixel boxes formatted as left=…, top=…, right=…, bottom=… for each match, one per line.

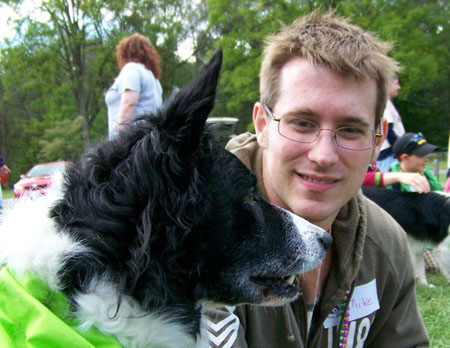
left=0, top=0, right=448, bottom=184
left=206, top=0, right=310, bottom=131
left=337, top=0, right=450, bottom=146
left=38, top=116, right=84, bottom=162
left=0, top=0, right=211, bottom=183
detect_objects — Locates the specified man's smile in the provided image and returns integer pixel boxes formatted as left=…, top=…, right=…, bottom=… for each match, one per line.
left=297, top=173, right=341, bottom=192
left=298, top=173, right=340, bottom=184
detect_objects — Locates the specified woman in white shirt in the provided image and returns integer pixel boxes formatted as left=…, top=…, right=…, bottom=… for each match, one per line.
left=105, top=33, right=163, bottom=138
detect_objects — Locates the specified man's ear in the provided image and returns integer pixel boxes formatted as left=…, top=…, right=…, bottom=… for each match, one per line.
left=253, top=102, right=269, bottom=148
left=370, top=119, right=386, bottom=162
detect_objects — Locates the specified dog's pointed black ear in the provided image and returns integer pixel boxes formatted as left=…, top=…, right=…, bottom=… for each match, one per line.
left=160, top=48, right=223, bottom=150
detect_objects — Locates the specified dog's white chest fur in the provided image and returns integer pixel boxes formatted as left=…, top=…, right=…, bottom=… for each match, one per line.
left=75, top=281, right=204, bottom=348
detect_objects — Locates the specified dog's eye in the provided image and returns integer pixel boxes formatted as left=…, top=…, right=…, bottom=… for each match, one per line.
left=244, top=193, right=254, bottom=203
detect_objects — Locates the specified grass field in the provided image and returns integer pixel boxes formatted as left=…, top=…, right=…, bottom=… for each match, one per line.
left=416, top=273, right=450, bottom=347
left=1, top=189, right=14, bottom=199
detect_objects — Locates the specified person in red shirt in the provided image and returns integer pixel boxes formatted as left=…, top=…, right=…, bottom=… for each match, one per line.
left=363, top=160, right=430, bottom=193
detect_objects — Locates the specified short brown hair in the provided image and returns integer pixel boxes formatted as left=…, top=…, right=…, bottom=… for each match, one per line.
left=260, top=11, right=399, bottom=127
left=116, top=33, right=161, bottom=79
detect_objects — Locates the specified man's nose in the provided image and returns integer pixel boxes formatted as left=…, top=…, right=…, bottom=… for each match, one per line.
left=307, top=130, right=339, bottom=168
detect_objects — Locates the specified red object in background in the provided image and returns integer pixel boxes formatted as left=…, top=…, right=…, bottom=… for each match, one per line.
left=13, top=162, right=67, bottom=198
left=0, top=165, right=11, bottom=184
left=444, top=176, right=450, bottom=193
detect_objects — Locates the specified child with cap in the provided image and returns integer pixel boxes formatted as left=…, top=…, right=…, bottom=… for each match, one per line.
left=390, top=132, right=443, bottom=274
left=389, top=132, right=442, bottom=192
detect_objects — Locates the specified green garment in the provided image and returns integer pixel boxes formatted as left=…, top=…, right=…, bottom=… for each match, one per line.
left=0, top=267, right=122, bottom=348
left=388, top=161, right=443, bottom=192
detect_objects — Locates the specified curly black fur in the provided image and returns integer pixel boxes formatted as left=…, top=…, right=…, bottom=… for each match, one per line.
left=51, top=50, right=226, bottom=333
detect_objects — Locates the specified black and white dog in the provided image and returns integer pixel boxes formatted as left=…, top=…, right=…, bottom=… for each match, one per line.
left=0, top=49, right=332, bottom=347
left=362, top=186, right=450, bottom=286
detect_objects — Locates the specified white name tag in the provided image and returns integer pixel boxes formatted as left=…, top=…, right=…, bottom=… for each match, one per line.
left=348, top=279, right=380, bottom=321
left=324, top=279, right=380, bottom=329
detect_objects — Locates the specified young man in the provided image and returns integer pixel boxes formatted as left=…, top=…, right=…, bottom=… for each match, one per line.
left=206, top=11, right=429, bottom=348
left=389, top=132, right=442, bottom=192
left=376, top=75, right=405, bottom=172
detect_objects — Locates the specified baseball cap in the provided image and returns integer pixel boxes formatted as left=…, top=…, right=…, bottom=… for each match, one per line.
left=393, top=132, right=438, bottom=157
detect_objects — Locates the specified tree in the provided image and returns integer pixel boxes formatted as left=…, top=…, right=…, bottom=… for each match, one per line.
left=337, top=0, right=450, bottom=146
left=0, top=0, right=212, bottom=182
left=206, top=0, right=312, bottom=131
left=206, top=0, right=449, bottom=145
left=1, top=0, right=448, bottom=185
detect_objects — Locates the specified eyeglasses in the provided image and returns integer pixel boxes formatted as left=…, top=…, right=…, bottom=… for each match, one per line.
left=263, top=104, right=382, bottom=151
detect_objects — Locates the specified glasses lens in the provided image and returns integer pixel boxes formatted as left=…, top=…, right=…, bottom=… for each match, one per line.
left=335, top=128, right=375, bottom=150
left=278, top=117, right=319, bottom=143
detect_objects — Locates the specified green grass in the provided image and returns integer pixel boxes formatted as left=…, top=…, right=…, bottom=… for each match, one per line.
left=1, top=189, right=14, bottom=199
left=416, top=273, right=450, bottom=347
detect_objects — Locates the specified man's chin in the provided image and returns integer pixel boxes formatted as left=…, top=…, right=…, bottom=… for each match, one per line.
left=291, top=201, right=340, bottom=229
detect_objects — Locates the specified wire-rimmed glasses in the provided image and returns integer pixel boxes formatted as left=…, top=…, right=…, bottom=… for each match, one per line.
left=263, top=104, right=382, bottom=151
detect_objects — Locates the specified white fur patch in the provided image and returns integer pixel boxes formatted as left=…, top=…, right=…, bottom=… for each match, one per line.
left=286, top=209, right=329, bottom=273
left=408, top=233, right=450, bottom=287
left=75, top=279, right=205, bottom=348
left=434, top=234, right=450, bottom=281
left=0, top=170, right=88, bottom=289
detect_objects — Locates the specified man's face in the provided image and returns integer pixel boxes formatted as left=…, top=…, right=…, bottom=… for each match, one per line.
left=400, top=153, right=428, bottom=173
left=388, top=78, right=401, bottom=99
left=254, top=57, right=381, bottom=230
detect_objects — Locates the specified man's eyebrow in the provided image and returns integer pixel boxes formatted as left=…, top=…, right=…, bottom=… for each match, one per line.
left=339, top=117, right=371, bottom=128
left=282, top=109, right=372, bottom=128
left=282, top=108, right=319, bottom=119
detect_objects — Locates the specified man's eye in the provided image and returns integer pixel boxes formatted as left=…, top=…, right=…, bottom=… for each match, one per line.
left=338, top=127, right=366, bottom=137
left=284, top=118, right=317, bottom=131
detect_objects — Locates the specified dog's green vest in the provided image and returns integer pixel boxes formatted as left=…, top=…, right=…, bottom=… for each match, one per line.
left=0, top=267, right=122, bottom=347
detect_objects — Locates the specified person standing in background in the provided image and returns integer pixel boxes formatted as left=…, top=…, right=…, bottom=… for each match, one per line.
left=105, top=33, right=163, bottom=138
left=377, top=75, right=404, bottom=172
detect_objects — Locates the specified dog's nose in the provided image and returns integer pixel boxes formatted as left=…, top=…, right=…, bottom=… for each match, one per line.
left=319, top=233, right=333, bottom=250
